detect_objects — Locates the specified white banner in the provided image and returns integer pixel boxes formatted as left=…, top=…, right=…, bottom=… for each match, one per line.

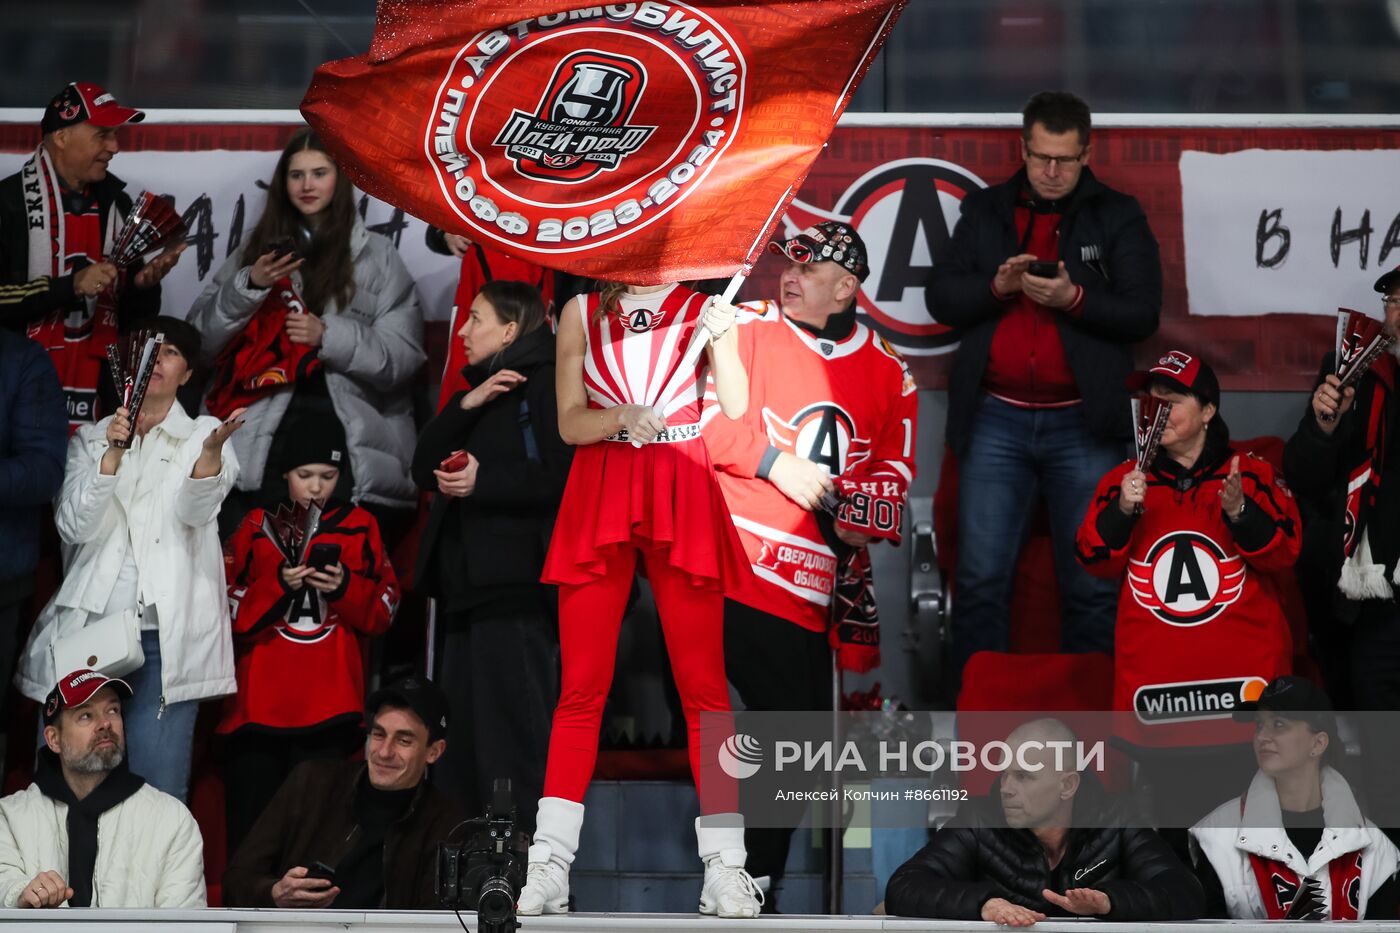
left=0, top=150, right=462, bottom=323
left=1180, top=148, right=1400, bottom=318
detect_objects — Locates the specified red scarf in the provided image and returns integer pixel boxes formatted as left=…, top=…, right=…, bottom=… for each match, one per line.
left=21, top=146, right=120, bottom=430
left=206, top=277, right=322, bottom=420
left=1247, top=849, right=1362, bottom=920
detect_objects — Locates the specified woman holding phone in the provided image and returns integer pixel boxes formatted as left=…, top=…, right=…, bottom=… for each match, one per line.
left=189, top=128, right=424, bottom=539
left=219, top=422, right=400, bottom=853
left=411, top=280, right=571, bottom=838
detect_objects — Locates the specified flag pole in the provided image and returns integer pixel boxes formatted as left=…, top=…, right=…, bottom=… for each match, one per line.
left=633, top=189, right=793, bottom=446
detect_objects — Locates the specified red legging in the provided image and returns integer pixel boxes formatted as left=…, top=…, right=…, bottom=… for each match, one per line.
left=542, top=543, right=736, bottom=814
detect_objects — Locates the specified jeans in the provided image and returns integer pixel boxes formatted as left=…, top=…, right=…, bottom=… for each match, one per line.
left=951, top=395, right=1125, bottom=674
left=122, top=629, right=199, bottom=802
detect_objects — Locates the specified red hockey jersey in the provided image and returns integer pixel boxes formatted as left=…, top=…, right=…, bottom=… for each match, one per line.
left=218, top=502, right=399, bottom=734
left=1076, top=447, right=1299, bottom=743
left=701, top=300, right=917, bottom=632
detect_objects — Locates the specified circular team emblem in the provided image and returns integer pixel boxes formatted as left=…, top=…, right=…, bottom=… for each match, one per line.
left=425, top=6, right=744, bottom=256
left=1127, top=530, right=1246, bottom=626
left=761, top=402, right=871, bottom=476
left=837, top=158, right=986, bottom=356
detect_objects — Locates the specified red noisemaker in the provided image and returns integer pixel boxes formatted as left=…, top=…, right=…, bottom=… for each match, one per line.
left=1323, top=307, right=1396, bottom=423
left=105, top=329, right=164, bottom=449
left=1132, top=394, right=1174, bottom=471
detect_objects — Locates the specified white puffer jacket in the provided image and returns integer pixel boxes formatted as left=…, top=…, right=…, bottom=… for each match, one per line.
left=1190, top=767, right=1399, bottom=919
left=188, top=219, right=425, bottom=510
left=0, top=781, right=206, bottom=908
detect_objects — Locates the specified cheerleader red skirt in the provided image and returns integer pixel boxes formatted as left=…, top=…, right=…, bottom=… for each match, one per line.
left=542, top=435, right=751, bottom=591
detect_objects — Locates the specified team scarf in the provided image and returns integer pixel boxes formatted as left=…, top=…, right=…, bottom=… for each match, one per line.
left=828, top=546, right=879, bottom=673
left=1247, top=846, right=1363, bottom=920
left=1338, top=353, right=1396, bottom=599
left=22, top=145, right=121, bottom=428
left=205, top=277, right=323, bottom=420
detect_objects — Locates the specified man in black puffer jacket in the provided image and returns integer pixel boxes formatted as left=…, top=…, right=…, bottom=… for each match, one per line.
left=886, top=719, right=1202, bottom=924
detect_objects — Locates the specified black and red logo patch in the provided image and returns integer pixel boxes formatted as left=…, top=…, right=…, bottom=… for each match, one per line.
left=762, top=402, right=871, bottom=476
left=1128, top=530, right=1245, bottom=626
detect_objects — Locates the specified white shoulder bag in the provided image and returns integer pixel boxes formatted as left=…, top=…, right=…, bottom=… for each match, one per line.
left=51, top=610, right=145, bottom=678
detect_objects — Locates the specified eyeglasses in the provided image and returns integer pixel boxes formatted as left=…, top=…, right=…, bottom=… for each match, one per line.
left=1384, top=295, right=1400, bottom=309
left=1024, top=145, right=1087, bottom=168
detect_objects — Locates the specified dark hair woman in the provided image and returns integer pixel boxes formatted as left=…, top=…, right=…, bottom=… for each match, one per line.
left=189, top=128, right=425, bottom=537
left=1190, top=677, right=1400, bottom=919
left=410, top=280, right=571, bottom=839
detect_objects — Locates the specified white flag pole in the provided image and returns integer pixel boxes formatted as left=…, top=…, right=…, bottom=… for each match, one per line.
left=631, top=189, right=793, bottom=447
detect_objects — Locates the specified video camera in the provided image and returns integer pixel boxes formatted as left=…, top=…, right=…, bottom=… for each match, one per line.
left=437, top=779, right=528, bottom=932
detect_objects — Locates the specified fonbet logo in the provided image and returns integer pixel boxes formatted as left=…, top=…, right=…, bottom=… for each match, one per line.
left=1128, top=530, right=1245, bottom=626
left=494, top=50, right=655, bottom=183
left=717, top=733, right=763, bottom=780
left=780, top=158, right=987, bottom=357
left=1134, top=676, right=1268, bottom=724
left=426, top=5, right=743, bottom=255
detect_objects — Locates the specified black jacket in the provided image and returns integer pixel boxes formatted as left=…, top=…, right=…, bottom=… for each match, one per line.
left=223, top=759, right=464, bottom=910
left=0, top=327, right=66, bottom=606
left=927, top=166, right=1161, bottom=455
left=885, top=774, right=1203, bottom=921
left=410, top=325, right=571, bottom=611
left=0, top=167, right=161, bottom=330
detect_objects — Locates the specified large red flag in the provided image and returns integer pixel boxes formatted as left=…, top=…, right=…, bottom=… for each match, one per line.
left=302, top=1, right=906, bottom=284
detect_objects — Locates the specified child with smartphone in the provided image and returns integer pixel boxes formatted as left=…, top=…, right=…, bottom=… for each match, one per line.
left=218, top=423, right=400, bottom=855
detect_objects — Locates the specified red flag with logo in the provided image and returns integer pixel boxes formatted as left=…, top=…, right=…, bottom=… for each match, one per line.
left=301, top=0, right=906, bottom=283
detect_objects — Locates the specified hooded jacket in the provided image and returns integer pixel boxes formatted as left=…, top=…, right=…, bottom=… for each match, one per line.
left=927, top=166, right=1161, bottom=455
left=410, top=324, right=571, bottom=611
left=885, top=771, right=1203, bottom=921
left=189, top=219, right=425, bottom=510
left=1191, top=767, right=1399, bottom=919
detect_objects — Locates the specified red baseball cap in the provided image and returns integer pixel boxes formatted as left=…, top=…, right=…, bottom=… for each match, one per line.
left=41, top=82, right=145, bottom=134
left=44, top=669, right=133, bottom=725
left=1125, top=349, right=1220, bottom=408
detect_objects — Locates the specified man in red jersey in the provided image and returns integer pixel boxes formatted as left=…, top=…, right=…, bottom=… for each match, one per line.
left=702, top=221, right=917, bottom=909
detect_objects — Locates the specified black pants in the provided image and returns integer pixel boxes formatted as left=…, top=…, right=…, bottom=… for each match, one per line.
left=723, top=599, right=832, bottom=903
left=434, top=609, right=558, bottom=836
left=1348, top=600, right=1400, bottom=836
left=224, top=722, right=364, bottom=858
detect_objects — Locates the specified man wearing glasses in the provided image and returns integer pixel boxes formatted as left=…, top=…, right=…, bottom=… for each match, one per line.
left=926, top=91, right=1162, bottom=684
left=1283, top=263, right=1400, bottom=835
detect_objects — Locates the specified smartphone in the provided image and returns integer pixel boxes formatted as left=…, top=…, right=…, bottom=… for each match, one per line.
left=306, top=860, right=337, bottom=884
left=440, top=449, right=471, bottom=472
left=267, top=235, right=301, bottom=262
left=307, top=542, right=342, bottom=571
left=1027, top=260, right=1059, bottom=278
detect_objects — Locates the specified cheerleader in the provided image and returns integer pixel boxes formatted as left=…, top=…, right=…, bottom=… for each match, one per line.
left=518, top=281, right=762, bottom=918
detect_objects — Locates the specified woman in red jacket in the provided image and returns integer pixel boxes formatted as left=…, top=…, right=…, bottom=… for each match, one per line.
left=219, top=422, right=399, bottom=854
left=1076, top=351, right=1300, bottom=754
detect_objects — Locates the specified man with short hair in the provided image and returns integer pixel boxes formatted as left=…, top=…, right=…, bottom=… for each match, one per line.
left=701, top=221, right=917, bottom=908
left=0, top=669, right=206, bottom=908
left=927, top=90, right=1162, bottom=675
left=223, top=676, right=464, bottom=910
left=0, top=82, right=184, bottom=427
left=1283, top=262, right=1400, bottom=832
left=885, top=718, right=1202, bottom=924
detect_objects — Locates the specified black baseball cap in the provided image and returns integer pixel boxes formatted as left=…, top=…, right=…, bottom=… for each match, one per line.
left=367, top=676, right=449, bottom=743
left=1125, top=349, right=1221, bottom=409
left=41, top=82, right=145, bottom=134
left=1233, top=675, right=1337, bottom=736
left=1375, top=263, right=1400, bottom=295
left=44, top=669, right=133, bottom=725
left=769, top=221, right=870, bottom=282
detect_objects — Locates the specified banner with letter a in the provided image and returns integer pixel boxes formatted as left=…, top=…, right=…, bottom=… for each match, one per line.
left=302, top=0, right=907, bottom=283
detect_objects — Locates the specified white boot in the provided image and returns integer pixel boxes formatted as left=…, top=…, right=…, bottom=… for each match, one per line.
left=517, top=797, right=584, bottom=915
left=696, top=815, right=764, bottom=918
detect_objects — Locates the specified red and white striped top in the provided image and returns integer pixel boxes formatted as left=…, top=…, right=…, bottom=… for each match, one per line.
left=580, top=283, right=711, bottom=426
